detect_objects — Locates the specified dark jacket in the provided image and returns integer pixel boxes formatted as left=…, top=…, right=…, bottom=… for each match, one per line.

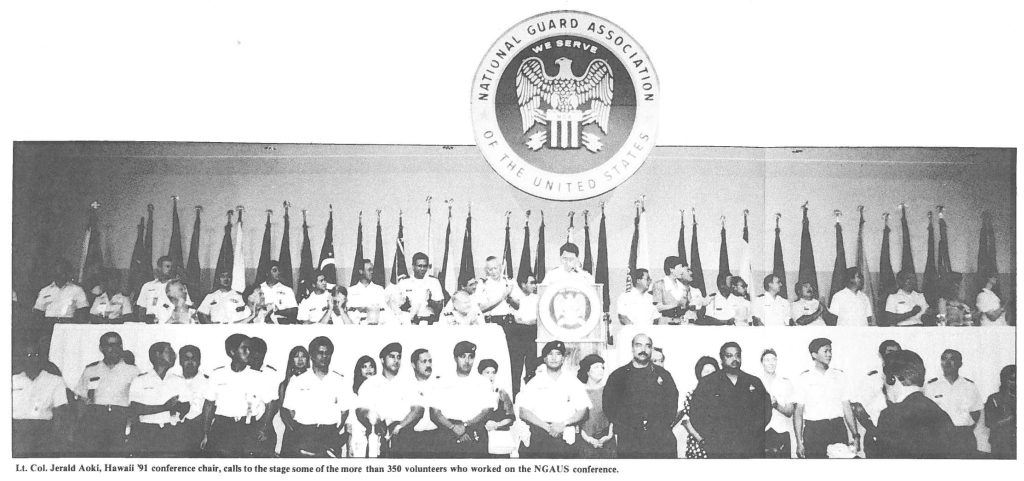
left=689, top=369, right=772, bottom=458
left=874, top=391, right=957, bottom=458
left=603, top=362, right=679, bottom=433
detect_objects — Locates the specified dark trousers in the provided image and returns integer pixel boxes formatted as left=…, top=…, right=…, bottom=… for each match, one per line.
left=496, top=321, right=535, bottom=398
left=180, top=417, right=205, bottom=457
left=13, top=419, right=55, bottom=457
left=803, top=418, right=847, bottom=459
left=280, top=424, right=344, bottom=457
left=412, top=315, right=439, bottom=326
left=765, top=428, right=791, bottom=458
left=128, top=422, right=184, bottom=457
left=432, top=423, right=488, bottom=458
left=616, top=425, right=677, bottom=459
left=78, top=405, right=129, bottom=457
left=397, top=429, right=439, bottom=458
left=521, top=426, right=577, bottom=458
left=951, top=426, right=978, bottom=458
left=205, top=415, right=259, bottom=457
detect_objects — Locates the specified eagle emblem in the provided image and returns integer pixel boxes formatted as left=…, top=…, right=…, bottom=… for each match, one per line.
left=551, top=287, right=590, bottom=329
left=515, top=57, right=613, bottom=152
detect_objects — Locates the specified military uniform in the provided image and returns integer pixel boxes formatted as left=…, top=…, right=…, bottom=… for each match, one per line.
left=197, top=289, right=250, bottom=324
left=251, top=364, right=282, bottom=456
left=688, top=370, right=771, bottom=458
left=431, top=374, right=494, bottom=458
left=874, top=391, right=956, bottom=458
left=347, top=282, right=387, bottom=323
left=399, top=275, right=444, bottom=324
left=885, top=290, right=929, bottom=326
left=136, top=279, right=193, bottom=323
left=760, top=374, right=794, bottom=457
left=89, top=292, right=133, bottom=322
left=704, top=292, right=736, bottom=325
left=403, top=375, right=441, bottom=457
left=202, top=365, right=273, bottom=457
left=259, top=282, right=298, bottom=324
left=794, top=367, right=852, bottom=458
left=127, top=370, right=192, bottom=456
left=852, top=367, right=887, bottom=457
left=357, top=375, right=420, bottom=456
left=297, top=291, right=331, bottom=323
left=179, top=371, right=210, bottom=455
left=752, top=293, right=790, bottom=327
left=73, top=359, right=140, bottom=456
left=13, top=371, right=68, bottom=457
left=791, top=298, right=826, bottom=326
left=604, top=362, right=679, bottom=458
left=281, top=370, right=354, bottom=457
left=517, top=368, right=592, bottom=458
left=924, top=376, right=982, bottom=456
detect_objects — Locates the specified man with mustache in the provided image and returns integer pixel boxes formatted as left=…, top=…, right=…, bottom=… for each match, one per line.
left=603, top=333, right=679, bottom=458
left=403, top=348, right=439, bottom=457
left=689, top=342, right=772, bottom=458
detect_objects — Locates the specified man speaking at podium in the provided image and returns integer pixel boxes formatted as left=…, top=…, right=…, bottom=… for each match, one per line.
left=543, top=243, right=594, bottom=285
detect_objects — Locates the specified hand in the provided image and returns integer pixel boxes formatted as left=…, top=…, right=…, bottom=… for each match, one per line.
left=796, top=442, right=806, bottom=459
left=200, top=434, right=208, bottom=450
left=163, top=395, right=180, bottom=409
left=391, top=424, right=403, bottom=437
left=545, top=423, right=562, bottom=438
left=484, top=420, right=499, bottom=431
left=451, top=423, right=466, bottom=437
left=456, top=433, right=472, bottom=444
left=770, top=394, right=779, bottom=407
left=177, top=401, right=191, bottom=417
left=256, top=427, right=269, bottom=443
left=910, top=305, right=922, bottom=315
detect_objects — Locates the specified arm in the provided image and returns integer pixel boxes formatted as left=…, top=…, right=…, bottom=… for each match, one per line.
left=256, top=399, right=279, bottom=441
left=885, top=305, right=922, bottom=325
left=201, top=399, right=216, bottom=446
left=130, top=396, right=183, bottom=416
left=617, top=314, right=632, bottom=325
left=519, top=407, right=557, bottom=437
left=430, top=407, right=465, bottom=437
left=355, top=408, right=373, bottom=432
left=794, top=303, right=824, bottom=325
left=793, top=404, right=805, bottom=458
left=850, top=402, right=875, bottom=432
left=395, top=405, right=424, bottom=434
left=842, top=400, right=860, bottom=450
left=197, top=312, right=212, bottom=324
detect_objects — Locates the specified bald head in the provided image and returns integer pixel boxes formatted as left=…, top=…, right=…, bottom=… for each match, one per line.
left=631, top=334, right=653, bottom=367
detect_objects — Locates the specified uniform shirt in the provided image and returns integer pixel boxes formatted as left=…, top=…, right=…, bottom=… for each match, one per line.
left=13, top=371, right=68, bottom=420
left=297, top=291, right=332, bottom=323
left=728, top=295, right=752, bottom=326
left=179, top=372, right=210, bottom=421
left=74, top=359, right=140, bottom=406
left=975, top=288, right=1007, bottom=326
left=203, top=365, right=273, bottom=418
left=197, top=289, right=250, bottom=324
left=347, top=282, right=388, bottom=312
left=517, top=368, right=591, bottom=423
left=651, top=278, right=705, bottom=323
left=793, top=367, right=851, bottom=421
left=259, top=282, right=298, bottom=323
left=89, top=292, right=133, bottom=320
left=129, top=371, right=192, bottom=425
left=791, top=298, right=826, bottom=326
left=251, top=365, right=282, bottom=419
left=829, top=288, right=873, bottom=327
left=136, top=279, right=193, bottom=323
left=446, top=305, right=483, bottom=326
left=474, top=278, right=522, bottom=316
left=850, top=367, right=887, bottom=425
left=923, top=376, right=983, bottom=427
left=886, top=290, right=929, bottom=326
left=705, top=293, right=736, bottom=323
left=616, top=289, right=658, bottom=326
left=752, top=294, right=791, bottom=327
left=761, top=374, right=794, bottom=433
left=282, top=370, right=355, bottom=426
left=398, top=276, right=444, bottom=317
left=358, top=375, right=419, bottom=424
left=432, top=374, right=494, bottom=422
left=34, top=282, right=89, bottom=318
left=542, top=266, right=595, bottom=285
left=515, top=293, right=539, bottom=325
left=410, top=377, right=439, bottom=431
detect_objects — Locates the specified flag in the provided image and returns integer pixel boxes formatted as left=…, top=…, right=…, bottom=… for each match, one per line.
left=168, top=197, right=183, bottom=272
left=595, top=207, right=610, bottom=313
left=533, top=212, right=546, bottom=283
left=78, top=203, right=104, bottom=292
left=976, top=212, right=998, bottom=291
left=628, top=206, right=640, bottom=272
left=502, top=217, right=514, bottom=279
left=677, top=211, right=688, bottom=267
left=738, top=210, right=752, bottom=288
left=299, top=211, right=315, bottom=295
left=797, top=204, right=818, bottom=294
left=214, top=211, right=234, bottom=290
left=231, top=209, right=247, bottom=293
left=828, top=215, right=847, bottom=302
left=279, top=204, right=294, bottom=288
left=439, top=207, right=453, bottom=296
left=878, top=215, right=897, bottom=321
left=128, top=216, right=148, bottom=301
left=144, top=203, right=154, bottom=280
left=372, top=215, right=386, bottom=287
left=637, top=202, right=650, bottom=271
left=922, top=213, right=940, bottom=306
left=718, top=220, right=731, bottom=287
left=855, top=207, right=876, bottom=323
left=457, top=209, right=475, bottom=288
left=185, top=206, right=202, bottom=296
left=349, top=213, right=364, bottom=286
left=255, top=210, right=273, bottom=286
left=937, top=209, right=951, bottom=276
left=773, top=215, right=788, bottom=299
left=690, top=212, right=706, bottom=296
left=319, top=209, right=337, bottom=285
left=582, top=212, right=593, bottom=274
left=517, top=216, right=533, bottom=285
left=566, top=212, right=575, bottom=244
left=389, top=213, right=408, bottom=284
left=899, top=204, right=915, bottom=275
left=425, top=200, right=433, bottom=270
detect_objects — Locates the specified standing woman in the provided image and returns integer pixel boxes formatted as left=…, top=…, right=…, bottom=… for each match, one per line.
left=278, top=346, right=309, bottom=456
left=577, top=354, right=615, bottom=458
left=984, top=365, right=1016, bottom=458
left=678, top=356, right=720, bottom=458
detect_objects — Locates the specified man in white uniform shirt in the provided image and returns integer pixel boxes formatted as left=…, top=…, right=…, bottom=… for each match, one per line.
left=430, top=341, right=495, bottom=458
left=793, top=338, right=859, bottom=458
left=197, top=270, right=250, bottom=324
left=202, top=334, right=272, bottom=457
left=136, top=256, right=192, bottom=323
left=74, top=331, right=140, bottom=456
left=281, top=336, right=353, bottom=457
left=517, top=340, right=591, bottom=458
left=476, top=256, right=522, bottom=323
left=851, top=340, right=901, bottom=458
left=127, top=342, right=193, bottom=456
left=89, top=269, right=133, bottom=323
left=356, top=342, right=424, bottom=457
left=177, top=344, right=208, bottom=456
left=759, top=349, right=796, bottom=458
left=727, top=276, right=752, bottom=326
left=617, top=268, right=658, bottom=326
left=399, top=253, right=445, bottom=325
left=13, top=339, right=69, bottom=457
left=297, top=271, right=332, bottom=324
left=33, top=259, right=89, bottom=330
left=404, top=348, right=440, bottom=457
left=751, top=274, right=791, bottom=327
left=506, top=274, right=540, bottom=398
left=704, top=274, right=737, bottom=325
left=791, top=281, right=829, bottom=326
left=259, top=261, right=299, bottom=324
left=923, top=349, right=983, bottom=457
left=543, top=243, right=595, bottom=285
left=829, top=267, right=874, bottom=327
left=348, top=260, right=388, bottom=323
left=975, top=274, right=1008, bottom=326
left=885, top=271, right=929, bottom=327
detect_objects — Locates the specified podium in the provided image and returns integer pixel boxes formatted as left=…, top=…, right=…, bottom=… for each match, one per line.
left=536, top=280, right=608, bottom=367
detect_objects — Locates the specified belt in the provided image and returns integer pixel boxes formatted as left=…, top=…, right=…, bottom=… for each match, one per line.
left=412, top=315, right=438, bottom=325
left=90, top=404, right=128, bottom=413
left=215, top=414, right=260, bottom=424
left=138, top=421, right=179, bottom=429
left=298, top=422, right=341, bottom=429
left=485, top=314, right=514, bottom=325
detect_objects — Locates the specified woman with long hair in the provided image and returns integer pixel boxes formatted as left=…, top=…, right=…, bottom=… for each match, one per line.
left=278, top=346, right=309, bottom=456
left=678, top=356, right=720, bottom=458
left=349, top=355, right=378, bottom=457
left=478, top=359, right=516, bottom=457
left=352, top=355, right=377, bottom=394
left=577, top=354, right=615, bottom=458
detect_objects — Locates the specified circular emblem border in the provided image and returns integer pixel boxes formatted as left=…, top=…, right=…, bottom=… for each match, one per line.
left=537, top=280, right=603, bottom=340
left=471, top=10, right=660, bottom=201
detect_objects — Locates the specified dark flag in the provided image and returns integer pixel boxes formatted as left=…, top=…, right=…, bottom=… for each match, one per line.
left=582, top=211, right=594, bottom=274
left=797, top=203, right=819, bottom=294
left=596, top=205, right=610, bottom=313
left=214, top=210, right=234, bottom=290
left=976, top=211, right=998, bottom=290
left=502, top=215, right=515, bottom=279
left=690, top=210, right=706, bottom=296
left=144, top=203, right=154, bottom=281
left=168, top=197, right=184, bottom=272
left=457, top=207, right=475, bottom=289
left=738, top=209, right=753, bottom=288
left=78, top=202, right=104, bottom=293
left=899, top=204, right=915, bottom=275
left=319, top=208, right=337, bottom=285
left=937, top=207, right=951, bottom=276
left=516, top=213, right=532, bottom=285
left=829, top=212, right=847, bottom=302
left=773, top=214, right=788, bottom=299
left=299, top=210, right=315, bottom=296
left=279, top=202, right=294, bottom=288
left=372, top=213, right=386, bottom=287
left=439, top=205, right=453, bottom=298
left=389, top=212, right=408, bottom=284
left=677, top=211, right=688, bottom=267
left=628, top=205, right=640, bottom=272
left=185, top=206, right=202, bottom=296
left=718, top=218, right=731, bottom=284
left=128, top=216, right=148, bottom=301
left=855, top=206, right=876, bottom=319
left=349, top=212, right=364, bottom=286
left=922, top=212, right=940, bottom=306
left=878, top=213, right=897, bottom=322
left=533, top=211, right=546, bottom=283
left=255, top=210, right=273, bottom=286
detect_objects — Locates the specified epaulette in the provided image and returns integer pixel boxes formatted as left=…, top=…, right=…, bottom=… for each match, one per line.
left=832, top=368, right=843, bottom=373
left=800, top=369, right=810, bottom=374
left=137, top=372, right=148, bottom=377
left=331, top=370, right=344, bottom=377
left=262, top=365, right=277, bottom=372
left=213, top=366, right=226, bottom=371
left=867, top=370, right=878, bottom=376
left=757, top=294, right=766, bottom=298
left=964, top=377, right=974, bottom=383
left=927, top=377, right=938, bottom=384
left=86, top=361, right=99, bottom=368
left=203, top=373, right=210, bottom=379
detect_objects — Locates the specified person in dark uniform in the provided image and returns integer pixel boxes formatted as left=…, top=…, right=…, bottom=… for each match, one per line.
left=127, top=342, right=192, bottom=456
left=248, top=336, right=280, bottom=456
left=603, top=333, right=679, bottom=458
left=202, top=333, right=268, bottom=457
left=73, top=331, right=139, bottom=456
left=689, top=341, right=772, bottom=458
left=984, top=364, right=1016, bottom=459
left=873, top=349, right=957, bottom=458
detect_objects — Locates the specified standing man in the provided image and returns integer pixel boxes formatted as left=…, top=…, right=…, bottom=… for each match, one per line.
left=543, top=243, right=595, bottom=284
left=177, top=344, right=208, bottom=455
left=651, top=256, right=705, bottom=325
left=923, top=349, right=983, bottom=457
left=476, top=256, right=524, bottom=389
left=73, top=331, right=139, bottom=456
left=604, top=334, right=679, bottom=458
left=759, top=349, right=796, bottom=458
left=33, top=259, right=89, bottom=335
left=197, top=270, right=250, bottom=324
left=248, top=337, right=281, bottom=456
left=280, top=336, right=353, bottom=457
left=616, top=268, right=659, bottom=326
left=348, top=260, right=387, bottom=323
left=13, top=338, right=69, bottom=457
left=430, top=341, right=495, bottom=458
left=202, top=333, right=270, bottom=457
left=297, top=271, right=332, bottom=324
left=517, top=340, right=591, bottom=458
left=399, top=252, right=445, bottom=325
left=259, top=261, right=299, bottom=324
left=874, top=350, right=957, bottom=458
left=885, top=271, right=929, bottom=327
left=511, top=274, right=540, bottom=398
left=829, top=267, right=874, bottom=327
left=356, top=343, right=424, bottom=457
left=851, top=340, right=901, bottom=457
left=793, top=338, right=859, bottom=458
left=136, top=256, right=192, bottom=323
left=405, top=348, right=440, bottom=457
left=689, top=342, right=771, bottom=458
left=127, top=342, right=192, bottom=456
left=751, top=274, right=790, bottom=327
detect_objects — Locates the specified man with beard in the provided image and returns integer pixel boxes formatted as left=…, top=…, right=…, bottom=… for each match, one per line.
left=405, top=348, right=440, bottom=457
left=13, top=338, right=69, bottom=457
left=873, top=349, right=957, bottom=458
left=202, top=334, right=269, bottom=457
left=356, top=342, right=424, bottom=457
left=689, top=342, right=772, bottom=458
left=73, top=331, right=139, bottom=456
left=923, top=349, right=983, bottom=457
left=128, top=342, right=192, bottom=456
left=177, top=345, right=208, bottom=455
left=603, top=334, right=679, bottom=458
left=518, top=340, right=591, bottom=458
left=430, top=341, right=494, bottom=458
left=281, top=336, right=353, bottom=457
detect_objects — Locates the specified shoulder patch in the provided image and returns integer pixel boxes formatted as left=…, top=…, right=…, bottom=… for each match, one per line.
left=86, top=361, right=99, bottom=367
left=927, top=377, right=938, bottom=384
left=964, top=377, right=974, bottom=383
left=867, top=370, right=878, bottom=376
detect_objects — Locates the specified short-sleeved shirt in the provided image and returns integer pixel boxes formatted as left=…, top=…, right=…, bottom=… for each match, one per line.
left=89, top=292, right=133, bottom=320
left=651, top=278, right=704, bottom=324
left=849, top=367, right=887, bottom=425
left=432, top=374, right=495, bottom=422
left=542, top=267, right=595, bottom=285
left=13, top=371, right=68, bottom=420
left=975, top=289, right=1007, bottom=326
left=791, top=298, right=826, bottom=326
left=760, top=374, right=794, bottom=433
left=705, top=293, right=736, bottom=323
left=752, top=294, right=791, bottom=327
left=129, top=371, right=192, bottom=425
left=793, top=367, right=851, bottom=421
left=517, top=368, right=591, bottom=423
left=728, top=295, right=752, bottom=326
left=260, top=282, right=299, bottom=323
left=283, top=370, right=355, bottom=426
left=347, top=282, right=388, bottom=312
left=886, top=290, right=929, bottom=326
left=34, top=282, right=89, bottom=318
left=515, top=293, right=539, bottom=325
left=204, top=365, right=272, bottom=418
left=358, top=375, right=419, bottom=424
left=829, top=288, right=873, bottom=327
left=399, top=276, right=445, bottom=317
left=179, top=372, right=210, bottom=421
left=410, top=377, right=440, bottom=431
left=446, top=305, right=484, bottom=326
left=923, top=376, right=983, bottom=427
left=75, top=360, right=140, bottom=406
left=136, top=279, right=193, bottom=323
left=297, top=291, right=331, bottom=323
left=616, top=289, right=658, bottom=326
left=474, top=278, right=522, bottom=316
left=198, top=289, right=250, bottom=324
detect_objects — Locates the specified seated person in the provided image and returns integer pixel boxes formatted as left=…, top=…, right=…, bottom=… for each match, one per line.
left=444, top=290, right=484, bottom=326
left=89, top=269, right=133, bottom=323
left=791, top=281, right=829, bottom=326
left=885, top=271, right=929, bottom=327
left=197, top=271, right=248, bottom=324
left=936, top=273, right=972, bottom=326
left=165, top=279, right=199, bottom=324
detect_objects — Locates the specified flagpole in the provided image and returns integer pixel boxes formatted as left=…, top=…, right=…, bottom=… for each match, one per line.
left=425, top=196, right=433, bottom=272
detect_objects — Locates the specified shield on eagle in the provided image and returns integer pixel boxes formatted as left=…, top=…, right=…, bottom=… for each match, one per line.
left=515, top=57, right=614, bottom=153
